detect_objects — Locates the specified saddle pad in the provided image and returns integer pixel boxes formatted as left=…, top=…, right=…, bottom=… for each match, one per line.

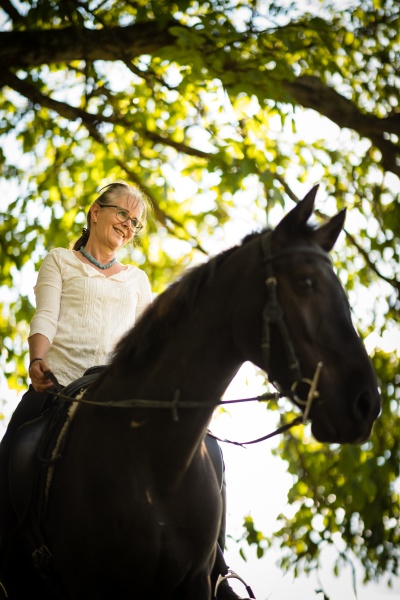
left=8, top=371, right=101, bottom=524
left=9, top=412, right=53, bottom=520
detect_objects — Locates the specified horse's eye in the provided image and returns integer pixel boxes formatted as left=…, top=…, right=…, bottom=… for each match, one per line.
left=298, top=276, right=315, bottom=289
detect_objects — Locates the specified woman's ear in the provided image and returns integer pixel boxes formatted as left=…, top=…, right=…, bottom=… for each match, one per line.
left=90, top=203, right=100, bottom=223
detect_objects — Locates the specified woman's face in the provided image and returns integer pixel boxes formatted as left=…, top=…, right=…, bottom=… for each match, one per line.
left=91, top=195, right=142, bottom=250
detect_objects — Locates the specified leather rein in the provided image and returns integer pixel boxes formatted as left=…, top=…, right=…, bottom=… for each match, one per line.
left=45, top=231, right=333, bottom=446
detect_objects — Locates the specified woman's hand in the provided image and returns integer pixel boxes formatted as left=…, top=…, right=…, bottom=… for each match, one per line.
left=29, top=359, right=54, bottom=392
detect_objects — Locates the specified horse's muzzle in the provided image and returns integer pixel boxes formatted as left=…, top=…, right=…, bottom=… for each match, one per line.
left=310, top=384, right=381, bottom=444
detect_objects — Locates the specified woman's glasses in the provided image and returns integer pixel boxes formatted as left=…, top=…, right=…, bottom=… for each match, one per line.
left=97, top=203, right=143, bottom=232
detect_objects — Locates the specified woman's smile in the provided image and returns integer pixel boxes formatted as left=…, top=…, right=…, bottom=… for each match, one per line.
left=113, top=225, right=127, bottom=239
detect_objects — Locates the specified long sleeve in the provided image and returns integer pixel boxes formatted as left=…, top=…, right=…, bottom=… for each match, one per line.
left=29, top=250, right=63, bottom=344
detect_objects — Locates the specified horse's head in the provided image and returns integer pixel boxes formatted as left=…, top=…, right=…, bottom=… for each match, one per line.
left=262, top=185, right=381, bottom=443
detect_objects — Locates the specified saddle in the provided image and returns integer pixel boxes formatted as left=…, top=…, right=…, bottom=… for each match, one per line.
left=9, top=366, right=105, bottom=528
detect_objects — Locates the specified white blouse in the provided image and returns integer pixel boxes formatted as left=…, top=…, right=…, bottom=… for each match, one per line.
left=29, top=248, right=152, bottom=385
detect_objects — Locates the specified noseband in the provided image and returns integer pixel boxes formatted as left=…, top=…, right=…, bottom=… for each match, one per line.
left=260, top=231, right=332, bottom=420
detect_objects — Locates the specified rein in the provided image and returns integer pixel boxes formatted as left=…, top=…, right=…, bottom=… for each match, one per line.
left=45, top=372, right=284, bottom=410
left=45, top=383, right=303, bottom=446
left=45, top=361, right=322, bottom=446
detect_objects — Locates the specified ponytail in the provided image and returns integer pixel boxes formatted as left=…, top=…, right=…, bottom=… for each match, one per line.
left=72, top=227, right=90, bottom=251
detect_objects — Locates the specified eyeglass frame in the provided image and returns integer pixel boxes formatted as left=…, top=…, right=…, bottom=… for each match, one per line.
left=96, top=203, right=144, bottom=232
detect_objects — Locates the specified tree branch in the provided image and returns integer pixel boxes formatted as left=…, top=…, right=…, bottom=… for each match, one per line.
left=0, top=21, right=177, bottom=67
left=344, top=228, right=400, bottom=295
left=144, top=130, right=211, bottom=160
left=0, top=66, right=106, bottom=142
left=1, top=22, right=398, bottom=179
left=283, top=75, right=400, bottom=177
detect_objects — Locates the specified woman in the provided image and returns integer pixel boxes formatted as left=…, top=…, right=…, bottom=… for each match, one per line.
left=0, top=180, right=152, bottom=571
left=2, top=181, right=152, bottom=434
left=0, top=180, right=246, bottom=599
left=29, top=180, right=152, bottom=395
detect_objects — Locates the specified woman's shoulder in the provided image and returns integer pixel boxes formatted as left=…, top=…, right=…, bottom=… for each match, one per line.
left=47, top=247, right=73, bottom=257
left=40, top=247, right=79, bottom=270
left=44, top=247, right=76, bottom=263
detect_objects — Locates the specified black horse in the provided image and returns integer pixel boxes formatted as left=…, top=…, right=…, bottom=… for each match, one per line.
left=1, top=186, right=380, bottom=599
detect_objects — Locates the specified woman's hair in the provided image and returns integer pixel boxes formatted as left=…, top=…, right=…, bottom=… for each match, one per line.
left=73, top=180, right=152, bottom=251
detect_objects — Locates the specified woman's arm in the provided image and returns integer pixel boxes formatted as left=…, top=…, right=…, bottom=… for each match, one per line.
left=28, top=333, right=53, bottom=391
left=28, top=250, right=63, bottom=392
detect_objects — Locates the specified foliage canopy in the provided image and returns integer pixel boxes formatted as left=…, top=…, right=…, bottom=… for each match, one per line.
left=0, top=0, right=399, bottom=592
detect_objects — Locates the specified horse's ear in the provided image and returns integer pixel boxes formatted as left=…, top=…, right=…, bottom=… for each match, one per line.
left=313, top=208, right=346, bottom=252
left=275, top=184, right=319, bottom=235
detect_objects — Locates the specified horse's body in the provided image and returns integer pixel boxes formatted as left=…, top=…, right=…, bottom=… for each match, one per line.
left=2, top=187, right=380, bottom=599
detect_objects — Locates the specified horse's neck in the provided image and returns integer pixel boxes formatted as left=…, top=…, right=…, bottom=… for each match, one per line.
left=135, top=253, right=265, bottom=412
left=140, top=308, right=242, bottom=404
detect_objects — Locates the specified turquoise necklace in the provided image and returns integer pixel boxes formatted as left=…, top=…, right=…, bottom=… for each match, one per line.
left=80, top=246, right=117, bottom=270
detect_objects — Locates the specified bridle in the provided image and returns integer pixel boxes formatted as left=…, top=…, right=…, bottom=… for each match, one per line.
left=260, top=230, right=332, bottom=421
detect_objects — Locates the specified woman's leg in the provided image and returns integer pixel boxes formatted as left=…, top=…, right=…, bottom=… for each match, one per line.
left=0, top=387, right=49, bottom=560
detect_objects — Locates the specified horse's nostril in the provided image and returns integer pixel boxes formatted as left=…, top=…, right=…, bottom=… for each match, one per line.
left=354, top=391, right=371, bottom=421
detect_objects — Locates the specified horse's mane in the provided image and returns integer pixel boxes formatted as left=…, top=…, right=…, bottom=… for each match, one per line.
left=109, top=230, right=264, bottom=374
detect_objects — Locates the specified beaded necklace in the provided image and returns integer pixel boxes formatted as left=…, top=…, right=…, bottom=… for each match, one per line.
left=80, top=246, right=117, bottom=270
